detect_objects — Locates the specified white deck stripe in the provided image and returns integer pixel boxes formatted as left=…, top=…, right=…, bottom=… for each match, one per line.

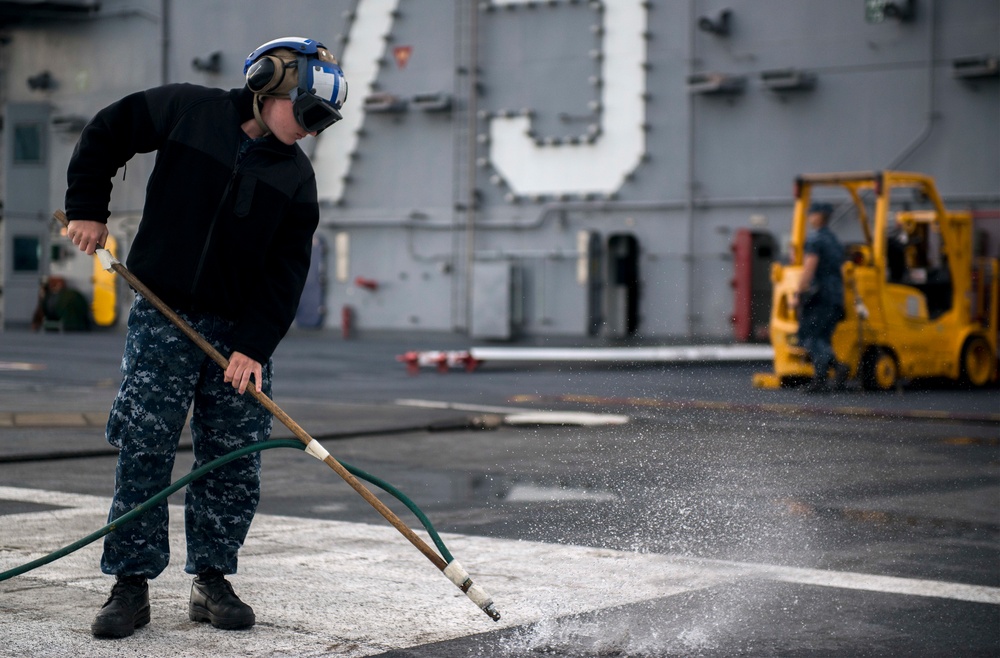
left=0, top=486, right=996, bottom=657
left=394, top=398, right=542, bottom=414
left=395, top=398, right=631, bottom=426
left=469, top=344, right=775, bottom=362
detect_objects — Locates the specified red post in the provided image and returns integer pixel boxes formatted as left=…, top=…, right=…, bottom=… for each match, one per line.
left=341, top=305, right=353, bottom=339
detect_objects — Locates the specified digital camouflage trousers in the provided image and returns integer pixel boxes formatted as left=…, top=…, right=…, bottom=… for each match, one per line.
left=102, top=294, right=273, bottom=578
left=798, top=300, right=843, bottom=377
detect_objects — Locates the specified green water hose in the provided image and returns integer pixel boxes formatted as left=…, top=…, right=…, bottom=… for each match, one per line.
left=0, top=439, right=453, bottom=583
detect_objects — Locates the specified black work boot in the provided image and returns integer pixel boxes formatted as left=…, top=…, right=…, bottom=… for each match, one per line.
left=803, top=375, right=829, bottom=394
left=832, top=362, right=850, bottom=391
left=189, top=570, right=255, bottom=630
left=92, top=575, right=150, bottom=638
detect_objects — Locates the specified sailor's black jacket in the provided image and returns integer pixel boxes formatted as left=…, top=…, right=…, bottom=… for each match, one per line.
left=66, top=84, right=318, bottom=362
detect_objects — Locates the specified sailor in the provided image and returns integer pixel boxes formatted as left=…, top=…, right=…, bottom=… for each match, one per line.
left=792, top=202, right=849, bottom=393
left=64, top=36, right=346, bottom=638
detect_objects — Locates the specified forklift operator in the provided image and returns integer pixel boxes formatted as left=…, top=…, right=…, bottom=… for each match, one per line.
left=791, top=202, right=849, bottom=392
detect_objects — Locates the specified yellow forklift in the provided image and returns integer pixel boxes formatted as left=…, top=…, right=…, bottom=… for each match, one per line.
left=755, top=171, right=998, bottom=390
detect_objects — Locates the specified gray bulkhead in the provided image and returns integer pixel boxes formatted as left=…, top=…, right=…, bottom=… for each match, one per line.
left=1, top=0, right=997, bottom=339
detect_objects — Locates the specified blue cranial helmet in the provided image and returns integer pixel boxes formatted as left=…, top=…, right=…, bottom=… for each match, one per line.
left=244, top=37, right=347, bottom=134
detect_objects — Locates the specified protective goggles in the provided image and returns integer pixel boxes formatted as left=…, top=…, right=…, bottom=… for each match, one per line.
left=291, top=88, right=343, bottom=134
left=292, top=60, right=347, bottom=134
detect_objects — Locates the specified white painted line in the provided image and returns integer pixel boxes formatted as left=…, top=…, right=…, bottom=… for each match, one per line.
left=0, top=361, right=45, bottom=371
left=394, top=400, right=631, bottom=426
left=745, top=561, right=1000, bottom=605
left=676, top=555, right=1000, bottom=606
left=0, top=486, right=996, bottom=657
left=504, top=411, right=630, bottom=426
left=394, top=398, right=539, bottom=414
left=313, top=0, right=401, bottom=203
left=469, top=344, right=775, bottom=362
left=0, top=485, right=108, bottom=508
left=488, top=0, right=648, bottom=196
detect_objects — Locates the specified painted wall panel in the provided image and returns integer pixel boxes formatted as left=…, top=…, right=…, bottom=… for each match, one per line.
left=1, top=0, right=996, bottom=339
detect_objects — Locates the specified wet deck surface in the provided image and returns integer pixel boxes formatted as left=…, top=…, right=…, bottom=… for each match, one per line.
left=1, top=327, right=997, bottom=656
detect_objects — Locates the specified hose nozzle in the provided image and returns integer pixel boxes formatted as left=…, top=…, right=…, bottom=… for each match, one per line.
left=443, top=560, right=501, bottom=621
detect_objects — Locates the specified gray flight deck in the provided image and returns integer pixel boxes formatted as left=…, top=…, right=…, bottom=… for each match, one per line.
left=0, top=327, right=997, bottom=657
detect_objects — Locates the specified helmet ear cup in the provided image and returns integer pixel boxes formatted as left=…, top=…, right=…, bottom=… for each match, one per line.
left=246, top=55, right=284, bottom=94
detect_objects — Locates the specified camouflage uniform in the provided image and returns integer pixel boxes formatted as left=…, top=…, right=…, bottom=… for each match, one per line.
left=799, top=225, right=846, bottom=377
left=102, top=295, right=273, bottom=578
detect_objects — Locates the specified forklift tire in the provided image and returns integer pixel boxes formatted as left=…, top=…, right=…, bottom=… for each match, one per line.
left=861, top=347, right=899, bottom=391
left=959, top=335, right=995, bottom=388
